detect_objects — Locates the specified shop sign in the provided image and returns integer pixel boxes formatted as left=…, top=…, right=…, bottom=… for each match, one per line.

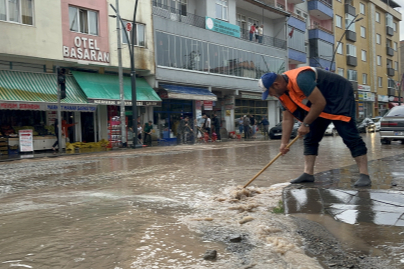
left=0, top=102, right=45, bottom=110
left=90, top=99, right=161, bottom=106
left=378, top=95, right=389, bottom=102
left=224, top=96, right=235, bottom=110
left=204, top=100, right=213, bottom=110
left=358, top=85, right=371, bottom=92
left=63, top=36, right=110, bottom=63
left=19, top=129, right=34, bottom=152
left=360, top=91, right=375, bottom=102
left=196, top=101, right=202, bottom=110
left=205, top=17, right=240, bottom=38
left=46, top=104, right=97, bottom=112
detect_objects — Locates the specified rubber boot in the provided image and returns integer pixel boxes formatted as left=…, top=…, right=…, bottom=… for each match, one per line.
left=290, top=173, right=315, bottom=184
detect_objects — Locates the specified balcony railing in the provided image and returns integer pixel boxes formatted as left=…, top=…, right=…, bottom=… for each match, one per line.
left=152, top=1, right=286, bottom=50
left=309, top=24, right=333, bottom=34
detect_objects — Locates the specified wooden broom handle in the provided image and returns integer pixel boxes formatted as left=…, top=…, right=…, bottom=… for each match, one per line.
left=243, top=135, right=300, bottom=188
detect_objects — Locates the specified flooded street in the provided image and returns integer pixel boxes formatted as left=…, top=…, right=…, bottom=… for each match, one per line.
left=0, top=133, right=403, bottom=268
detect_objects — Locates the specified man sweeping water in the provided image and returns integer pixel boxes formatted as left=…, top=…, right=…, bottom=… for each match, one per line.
left=259, top=66, right=371, bottom=187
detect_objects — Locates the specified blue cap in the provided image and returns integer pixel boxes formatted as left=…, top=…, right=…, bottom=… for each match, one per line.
left=258, top=72, right=277, bottom=100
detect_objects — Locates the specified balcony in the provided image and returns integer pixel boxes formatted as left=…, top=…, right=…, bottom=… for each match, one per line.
left=345, top=30, right=356, bottom=42
left=386, top=47, right=394, bottom=56
left=152, top=2, right=287, bottom=50
left=387, top=67, right=395, bottom=76
left=308, top=0, right=333, bottom=20
left=350, top=81, right=358, bottom=91
left=345, top=4, right=356, bottom=16
left=309, top=57, right=332, bottom=70
left=308, top=25, right=334, bottom=43
left=388, top=88, right=396, bottom=96
left=289, top=49, right=306, bottom=64
left=288, top=14, right=306, bottom=32
left=386, top=26, right=394, bottom=36
left=346, top=55, right=357, bottom=66
left=288, top=0, right=305, bottom=4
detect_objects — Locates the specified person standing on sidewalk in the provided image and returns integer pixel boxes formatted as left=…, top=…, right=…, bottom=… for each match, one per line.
left=258, top=66, right=371, bottom=187
left=261, top=117, right=269, bottom=138
left=250, top=115, right=256, bottom=138
left=202, top=114, right=211, bottom=136
left=243, top=115, right=250, bottom=139
left=143, top=121, right=153, bottom=147
left=212, top=114, right=221, bottom=141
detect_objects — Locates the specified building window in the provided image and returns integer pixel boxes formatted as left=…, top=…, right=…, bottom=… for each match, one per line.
left=376, top=12, right=380, bottom=22
left=395, top=61, right=398, bottom=70
left=336, top=15, right=342, bottom=28
left=0, top=0, right=33, bottom=25
left=215, top=0, right=228, bottom=21
left=347, top=69, right=357, bottom=81
left=361, top=50, right=366, bottom=61
left=69, top=6, right=98, bottom=35
left=362, top=73, right=367, bottom=84
left=302, top=13, right=308, bottom=22
left=394, top=42, right=397, bottom=51
left=393, top=22, right=397, bottom=32
left=378, top=77, right=382, bottom=87
left=376, top=34, right=381, bottom=44
left=387, top=59, right=392, bottom=69
left=377, top=55, right=381, bottom=65
left=360, top=26, right=366, bottom=38
left=386, top=13, right=393, bottom=28
left=360, top=3, right=365, bottom=14
left=122, top=21, right=146, bottom=47
left=345, top=14, right=357, bottom=32
left=346, top=44, right=356, bottom=57
left=337, top=42, right=343, bottom=54
left=337, top=68, right=344, bottom=77
left=296, top=9, right=301, bottom=16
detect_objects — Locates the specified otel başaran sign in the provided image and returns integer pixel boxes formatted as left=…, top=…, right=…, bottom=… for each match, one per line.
left=63, top=36, right=110, bottom=63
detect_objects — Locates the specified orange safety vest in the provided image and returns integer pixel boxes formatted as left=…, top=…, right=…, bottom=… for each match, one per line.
left=279, top=66, right=351, bottom=123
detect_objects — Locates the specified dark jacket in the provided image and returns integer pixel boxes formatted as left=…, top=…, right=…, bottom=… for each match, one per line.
left=212, top=116, right=220, bottom=128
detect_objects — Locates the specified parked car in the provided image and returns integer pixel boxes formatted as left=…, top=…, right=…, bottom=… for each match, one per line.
left=324, top=122, right=338, bottom=136
left=380, top=106, right=404, bottom=144
left=356, top=118, right=376, bottom=133
left=371, top=117, right=382, bottom=132
left=269, top=122, right=300, bottom=139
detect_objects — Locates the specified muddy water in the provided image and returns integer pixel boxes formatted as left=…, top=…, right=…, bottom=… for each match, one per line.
left=0, top=133, right=402, bottom=268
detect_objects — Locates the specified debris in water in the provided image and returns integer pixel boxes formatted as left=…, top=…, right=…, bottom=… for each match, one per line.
left=230, top=186, right=261, bottom=200
left=242, top=264, right=257, bottom=269
left=239, top=216, right=254, bottom=224
left=228, top=204, right=259, bottom=212
left=229, top=235, right=243, bottom=243
left=203, top=249, right=217, bottom=261
left=190, top=217, right=214, bottom=221
left=266, top=237, right=299, bottom=255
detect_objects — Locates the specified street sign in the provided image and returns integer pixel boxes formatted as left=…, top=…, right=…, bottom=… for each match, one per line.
left=126, top=22, right=132, bottom=32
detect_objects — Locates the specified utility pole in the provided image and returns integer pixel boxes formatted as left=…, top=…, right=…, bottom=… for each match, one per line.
left=115, top=0, right=126, bottom=147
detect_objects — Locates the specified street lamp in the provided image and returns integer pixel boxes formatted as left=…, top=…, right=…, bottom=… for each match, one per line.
left=110, top=0, right=140, bottom=148
left=329, top=14, right=363, bottom=71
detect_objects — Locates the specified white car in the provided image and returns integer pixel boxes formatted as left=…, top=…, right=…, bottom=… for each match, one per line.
left=325, top=122, right=337, bottom=136
left=371, top=117, right=382, bottom=132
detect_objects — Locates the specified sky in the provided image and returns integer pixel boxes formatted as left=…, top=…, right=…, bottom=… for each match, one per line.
left=395, top=0, right=404, bottom=40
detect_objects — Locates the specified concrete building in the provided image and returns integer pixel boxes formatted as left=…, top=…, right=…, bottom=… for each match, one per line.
left=151, top=0, right=289, bottom=138
left=0, top=0, right=159, bottom=150
left=333, top=0, right=401, bottom=118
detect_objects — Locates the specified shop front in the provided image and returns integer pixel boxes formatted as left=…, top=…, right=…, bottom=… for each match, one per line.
left=0, top=70, right=96, bottom=152
left=155, top=84, right=217, bottom=143
left=357, top=85, right=374, bottom=119
left=71, top=71, right=162, bottom=146
left=378, top=95, right=389, bottom=116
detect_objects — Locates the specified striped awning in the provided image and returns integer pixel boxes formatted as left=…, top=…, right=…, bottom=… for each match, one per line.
left=0, top=70, right=89, bottom=104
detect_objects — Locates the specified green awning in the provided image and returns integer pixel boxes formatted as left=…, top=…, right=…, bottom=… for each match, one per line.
left=71, top=71, right=162, bottom=106
left=0, top=70, right=89, bottom=104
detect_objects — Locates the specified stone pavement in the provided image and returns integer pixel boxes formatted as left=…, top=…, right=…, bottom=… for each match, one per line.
left=284, top=153, right=404, bottom=227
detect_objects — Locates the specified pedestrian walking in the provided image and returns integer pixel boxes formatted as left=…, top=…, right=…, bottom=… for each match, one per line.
left=261, top=117, right=269, bottom=137
left=143, top=120, right=153, bottom=147
left=202, top=114, right=211, bottom=136
left=212, top=114, right=221, bottom=141
left=258, top=66, right=371, bottom=187
left=243, top=115, right=250, bottom=139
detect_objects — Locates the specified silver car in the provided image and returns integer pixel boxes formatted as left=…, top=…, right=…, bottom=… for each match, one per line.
left=380, top=106, right=404, bottom=144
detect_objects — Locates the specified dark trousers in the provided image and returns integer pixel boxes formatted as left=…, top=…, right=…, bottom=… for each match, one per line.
left=52, top=133, right=59, bottom=148
left=244, top=125, right=250, bottom=139
left=304, top=117, right=367, bottom=158
left=215, top=127, right=221, bottom=140
left=144, top=133, right=152, bottom=146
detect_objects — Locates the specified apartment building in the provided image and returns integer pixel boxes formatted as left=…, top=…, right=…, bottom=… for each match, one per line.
left=151, top=0, right=289, bottom=136
left=333, top=0, right=401, bottom=118
left=0, top=0, right=159, bottom=149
